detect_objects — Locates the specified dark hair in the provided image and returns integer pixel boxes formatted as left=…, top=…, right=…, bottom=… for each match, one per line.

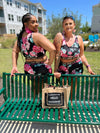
left=17, top=13, right=33, bottom=49
left=63, top=15, right=75, bottom=23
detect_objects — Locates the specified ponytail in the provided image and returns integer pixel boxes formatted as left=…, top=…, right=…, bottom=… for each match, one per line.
left=17, top=13, right=33, bottom=50
left=17, top=25, right=25, bottom=50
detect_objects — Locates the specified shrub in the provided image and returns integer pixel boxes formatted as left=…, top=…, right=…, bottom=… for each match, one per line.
left=0, top=36, right=16, bottom=48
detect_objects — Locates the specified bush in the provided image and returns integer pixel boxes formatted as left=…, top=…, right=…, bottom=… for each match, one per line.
left=80, top=33, right=90, bottom=41
left=0, top=36, right=16, bottom=48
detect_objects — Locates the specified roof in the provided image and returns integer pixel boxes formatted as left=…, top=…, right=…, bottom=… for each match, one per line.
left=93, top=3, right=100, bottom=9
left=21, top=0, right=46, bottom=11
left=34, top=3, right=46, bottom=11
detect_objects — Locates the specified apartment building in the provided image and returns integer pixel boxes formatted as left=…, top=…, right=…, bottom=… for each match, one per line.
left=91, top=3, right=100, bottom=33
left=0, top=0, right=47, bottom=35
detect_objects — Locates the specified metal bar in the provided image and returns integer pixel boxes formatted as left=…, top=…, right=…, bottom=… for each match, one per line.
left=49, top=108, right=53, bottom=120
left=55, top=109, right=58, bottom=121
left=81, top=102, right=91, bottom=122
left=7, top=99, right=22, bottom=118
left=0, top=99, right=14, bottom=117
left=0, top=98, right=10, bottom=110
left=15, top=75, right=18, bottom=99
left=3, top=73, right=7, bottom=100
left=18, top=99, right=30, bottom=118
left=23, top=75, right=26, bottom=99
left=68, top=102, right=74, bottom=121
left=85, top=103, right=96, bottom=122
left=27, top=75, right=30, bottom=99
left=76, top=101, right=86, bottom=122
left=7, top=75, right=10, bottom=98
left=0, top=88, right=5, bottom=95
left=43, top=109, right=49, bottom=120
left=23, top=100, right=33, bottom=119
left=3, top=99, right=18, bottom=118
left=60, top=109, right=63, bottom=121
left=19, top=75, right=22, bottom=99
left=73, top=102, right=80, bottom=122
left=29, top=99, right=38, bottom=119
left=89, top=102, right=100, bottom=122
left=14, top=99, right=26, bottom=118
left=38, top=108, right=44, bottom=120
left=11, top=76, right=14, bottom=98
left=94, top=77, right=98, bottom=102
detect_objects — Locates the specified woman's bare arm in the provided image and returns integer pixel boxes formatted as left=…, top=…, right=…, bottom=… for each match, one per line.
left=78, top=35, right=95, bottom=75
left=53, top=33, right=63, bottom=72
left=11, top=41, right=20, bottom=75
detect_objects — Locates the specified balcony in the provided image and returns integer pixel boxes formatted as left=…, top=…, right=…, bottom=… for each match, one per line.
left=0, top=1, right=3, bottom=8
left=38, top=13, right=42, bottom=18
left=0, top=17, right=5, bottom=23
left=39, top=23, right=42, bottom=27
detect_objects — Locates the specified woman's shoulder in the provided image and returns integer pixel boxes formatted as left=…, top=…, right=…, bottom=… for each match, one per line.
left=76, top=35, right=83, bottom=40
left=54, top=32, right=63, bottom=42
left=55, top=32, right=63, bottom=38
left=32, top=32, right=45, bottom=39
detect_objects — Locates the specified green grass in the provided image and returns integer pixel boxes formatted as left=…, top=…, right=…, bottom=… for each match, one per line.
left=83, top=52, right=100, bottom=75
left=0, top=48, right=24, bottom=77
left=0, top=48, right=100, bottom=77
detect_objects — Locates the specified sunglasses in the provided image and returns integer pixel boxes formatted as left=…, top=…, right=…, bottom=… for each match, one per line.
left=63, top=15, right=75, bottom=22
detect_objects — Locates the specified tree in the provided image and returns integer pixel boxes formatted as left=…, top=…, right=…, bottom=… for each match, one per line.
left=47, top=8, right=82, bottom=39
left=81, top=22, right=91, bottom=33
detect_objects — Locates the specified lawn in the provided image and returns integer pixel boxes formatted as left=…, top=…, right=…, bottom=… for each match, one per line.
left=0, top=48, right=100, bottom=77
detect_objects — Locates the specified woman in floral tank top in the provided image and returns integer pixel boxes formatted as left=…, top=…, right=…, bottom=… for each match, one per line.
left=11, top=13, right=55, bottom=76
left=54, top=15, right=95, bottom=79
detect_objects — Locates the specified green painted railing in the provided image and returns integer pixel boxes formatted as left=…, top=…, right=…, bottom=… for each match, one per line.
left=0, top=72, right=100, bottom=125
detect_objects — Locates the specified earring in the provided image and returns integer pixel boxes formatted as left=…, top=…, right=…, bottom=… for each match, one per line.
left=62, top=31, right=65, bottom=35
left=73, top=29, right=76, bottom=33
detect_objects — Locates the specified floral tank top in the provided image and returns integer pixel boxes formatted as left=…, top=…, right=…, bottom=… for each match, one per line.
left=60, top=34, right=80, bottom=59
left=18, top=33, right=46, bottom=58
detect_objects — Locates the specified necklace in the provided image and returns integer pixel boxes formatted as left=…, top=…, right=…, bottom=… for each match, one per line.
left=65, top=34, right=75, bottom=47
left=25, top=27, right=32, bottom=34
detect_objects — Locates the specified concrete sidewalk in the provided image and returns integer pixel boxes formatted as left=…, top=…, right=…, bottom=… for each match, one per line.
left=0, top=120, right=100, bottom=133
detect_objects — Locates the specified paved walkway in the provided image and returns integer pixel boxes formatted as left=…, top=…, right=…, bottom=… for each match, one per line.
left=0, top=120, right=100, bottom=133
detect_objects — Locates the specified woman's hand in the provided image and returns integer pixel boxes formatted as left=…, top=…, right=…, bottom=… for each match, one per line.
left=44, top=58, right=52, bottom=66
left=87, top=67, right=95, bottom=75
left=44, top=58, right=49, bottom=64
left=11, top=67, right=19, bottom=76
left=54, top=72, right=61, bottom=79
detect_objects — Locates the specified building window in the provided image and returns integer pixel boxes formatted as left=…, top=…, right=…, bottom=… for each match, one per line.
left=15, top=1, right=21, bottom=8
left=17, top=16, right=22, bottom=22
left=8, top=14, right=14, bottom=21
left=38, top=9, right=42, bottom=14
left=13, top=29, right=15, bottom=34
left=32, top=6, right=36, bottom=11
left=10, top=29, right=15, bottom=34
left=24, top=5, right=28, bottom=11
left=43, top=11, right=46, bottom=15
left=10, top=29, right=12, bottom=34
left=7, top=0, right=12, bottom=6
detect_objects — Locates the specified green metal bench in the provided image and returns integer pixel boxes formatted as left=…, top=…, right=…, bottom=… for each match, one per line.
left=0, top=72, right=100, bottom=125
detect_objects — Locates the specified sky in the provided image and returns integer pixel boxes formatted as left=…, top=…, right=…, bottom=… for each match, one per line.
left=30, top=0, right=100, bottom=26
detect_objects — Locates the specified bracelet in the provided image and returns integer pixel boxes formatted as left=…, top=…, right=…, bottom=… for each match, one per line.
left=86, top=65, right=90, bottom=68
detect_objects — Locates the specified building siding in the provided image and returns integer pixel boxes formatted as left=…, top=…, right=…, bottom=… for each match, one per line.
left=91, top=4, right=100, bottom=33
left=0, top=0, right=47, bottom=35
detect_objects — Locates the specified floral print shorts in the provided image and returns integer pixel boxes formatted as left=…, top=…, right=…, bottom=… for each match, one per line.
left=24, top=62, right=52, bottom=75
left=58, top=58, right=83, bottom=75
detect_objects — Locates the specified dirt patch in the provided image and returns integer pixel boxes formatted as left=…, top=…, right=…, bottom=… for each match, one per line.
left=85, top=47, right=100, bottom=52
